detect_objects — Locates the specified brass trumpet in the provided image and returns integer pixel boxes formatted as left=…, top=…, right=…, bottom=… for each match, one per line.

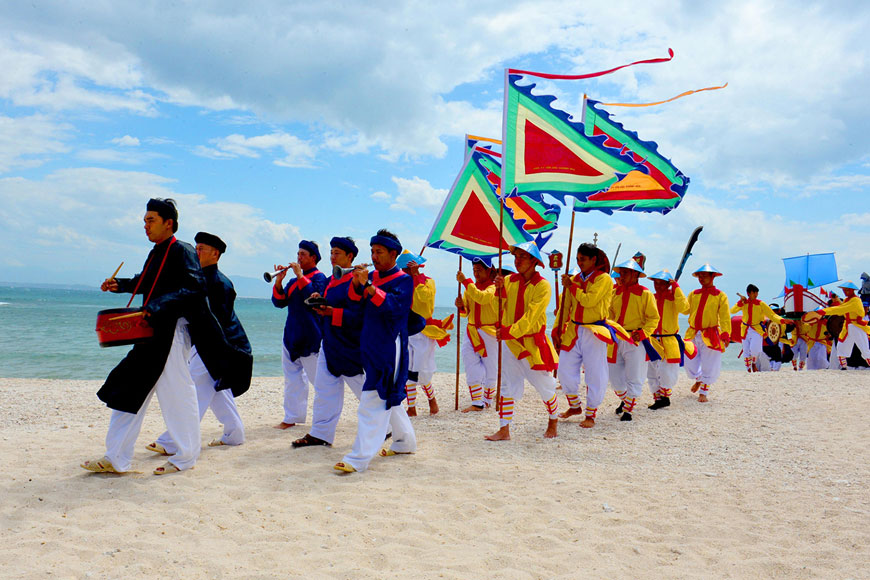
left=333, top=263, right=372, bottom=278
left=264, top=265, right=290, bottom=283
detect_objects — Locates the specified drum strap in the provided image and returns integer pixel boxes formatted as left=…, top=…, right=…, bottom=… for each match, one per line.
left=126, top=237, right=177, bottom=308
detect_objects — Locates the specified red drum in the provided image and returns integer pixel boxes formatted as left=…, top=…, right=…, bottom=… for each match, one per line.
left=95, top=308, right=153, bottom=348
left=730, top=315, right=743, bottom=343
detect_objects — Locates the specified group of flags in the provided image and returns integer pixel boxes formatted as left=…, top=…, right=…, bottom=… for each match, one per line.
left=424, top=49, right=720, bottom=264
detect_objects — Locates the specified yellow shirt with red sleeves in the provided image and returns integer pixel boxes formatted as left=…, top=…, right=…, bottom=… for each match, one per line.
left=555, top=269, right=624, bottom=352
left=459, top=278, right=499, bottom=357
left=651, top=285, right=694, bottom=362
left=411, top=274, right=453, bottom=346
left=497, top=272, right=558, bottom=371
left=798, top=319, right=831, bottom=352
left=607, top=282, right=660, bottom=362
left=817, top=296, right=869, bottom=340
left=729, top=298, right=783, bottom=339
left=685, top=286, right=731, bottom=352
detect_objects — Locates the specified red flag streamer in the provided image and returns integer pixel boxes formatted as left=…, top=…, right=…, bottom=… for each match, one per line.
left=599, top=83, right=728, bottom=107
left=508, top=48, right=674, bottom=80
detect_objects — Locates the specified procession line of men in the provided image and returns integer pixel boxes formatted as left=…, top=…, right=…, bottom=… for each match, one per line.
left=84, top=203, right=870, bottom=475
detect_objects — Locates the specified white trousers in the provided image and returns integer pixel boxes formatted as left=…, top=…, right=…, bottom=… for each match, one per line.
left=793, top=338, right=807, bottom=363
left=647, top=360, right=680, bottom=393
left=342, top=390, right=417, bottom=472
left=155, top=347, right=245, bottom=453
left=807, top=343, right=828, bottom=370
left=281, top=347, right=319, bottom=424
left=609, top=341, right=647, bottom=400
left=461, top=332, right=499, bottom=391
left=309, top=352, right=365, bottom=444
left=838, top=324, right=870, bottom=364
left=558, top=327, right=609, bottom=403
left=742, top=327, right=763, bottom=358
left=408, top=333, right=437, bottom=386
left=684, top=334, right=723, bottom=385
left=499, top=348, right=557, bottom=426
left=104, top=318, right=200, bottom=472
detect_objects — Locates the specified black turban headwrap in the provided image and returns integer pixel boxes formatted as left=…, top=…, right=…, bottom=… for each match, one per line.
left=194, top=231, right=227, bottom=254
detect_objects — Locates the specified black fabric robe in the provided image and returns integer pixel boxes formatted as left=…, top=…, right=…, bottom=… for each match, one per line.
left=97, top=237, right=232, bottom=413
left=197, top=264, right=253, bottom=397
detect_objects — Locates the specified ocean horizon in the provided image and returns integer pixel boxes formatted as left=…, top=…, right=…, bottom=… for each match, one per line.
left=0, top=284, right=747, bottom=380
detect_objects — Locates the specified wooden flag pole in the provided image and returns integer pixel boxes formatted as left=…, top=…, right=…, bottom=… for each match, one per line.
left=455, top=255, right=462, bottom=411
left=496, top=197, right=504, bottom=408
left=554, top=210, right=577, bottom=378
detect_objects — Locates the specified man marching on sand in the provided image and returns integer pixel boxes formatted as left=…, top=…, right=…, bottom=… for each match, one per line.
left=486, top=241, right=560, bottom=441
left=83, top=198, right=228, bottom=475
left=293, top=236, right=366, bottom=448
left=456, top=258, right=500, bottom=412
left=271, top=240, right=327, bottom=430
left=684, top=264, right=730, bottom=403
left=730, top=284, right=784, bottom=373
left=812, top=280, right=870, bottom=369
left=646, top=270, right=693, bottom=410
left=554, top=242, right=620, bottom=429
left=608, top=259, right=660, bottom=422
left=149, top=232, right=253, bottom=455
left=399, top=251, right=453, bottom=417
left=333, top=229, right=417, bottom=474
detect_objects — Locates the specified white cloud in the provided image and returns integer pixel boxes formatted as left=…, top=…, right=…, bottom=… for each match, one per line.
left=0, top=168, right=300, bottom=278
left=370, top=191, right=390, bottom=201
left=389, top=176, right=447, bottom=214
left=0, top=114, right=72, bottom=173
left=76, top=148, right=165, bottom=165
left=194, top=132, right=316, bottom=168
left=111, top=135, right=139, bottom=147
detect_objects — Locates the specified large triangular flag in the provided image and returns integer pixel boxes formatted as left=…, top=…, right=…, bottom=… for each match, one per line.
left=502, top=74, right=639, bottom=203
left=474, top=149, right=561, bottom=234
left=425, top=150, right=533, bottom=260
left=502, top=73, right=689, bottom=214
left=571, top=99, right=688, bottom=214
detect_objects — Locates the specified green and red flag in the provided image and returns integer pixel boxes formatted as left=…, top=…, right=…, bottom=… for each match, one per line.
left=425, top=149, right=533, bottom=261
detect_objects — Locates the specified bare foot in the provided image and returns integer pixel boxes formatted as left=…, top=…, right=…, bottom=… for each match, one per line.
left=428, top=397, right=439, bottom=415
left=559, top=406, right=584, bottom=419
left=274, top=422, right=296, bottom=430
left=690, top=381, right=701, bottom=393
left=485, top=426, right=511, bottom=441
left=461, top=404, right=485, bottom=413
left=544, top=418, right=558, bottom=438
left=406, top=406, right=417, bottom=417
left=579, top=417, right=595, bottom=429
left=698, top=394, right=708, bottom=403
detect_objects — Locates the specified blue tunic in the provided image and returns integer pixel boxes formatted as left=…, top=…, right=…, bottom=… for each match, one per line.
left=320, top=272, right=364, bottom=378
left=272, top=267, right=327, bottom=361
left=348, top=265, right=413, bottom=409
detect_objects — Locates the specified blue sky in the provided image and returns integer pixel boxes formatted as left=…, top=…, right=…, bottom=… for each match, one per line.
left=1, top=1, right=869, bottom=304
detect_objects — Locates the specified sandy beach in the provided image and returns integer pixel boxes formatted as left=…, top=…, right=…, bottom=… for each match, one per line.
left=1, top=369, right=868, bottom=579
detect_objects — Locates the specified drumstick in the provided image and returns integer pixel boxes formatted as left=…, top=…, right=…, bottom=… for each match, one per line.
left=109, top=311, right=145, bottom=321
left=108, top=262, right=124, bottom=282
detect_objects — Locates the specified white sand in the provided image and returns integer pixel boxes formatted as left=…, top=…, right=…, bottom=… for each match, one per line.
left=1, top=370, right=868, bottom=579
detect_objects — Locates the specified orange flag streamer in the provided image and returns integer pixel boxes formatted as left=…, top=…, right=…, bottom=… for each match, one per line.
left=598, top=83, right=727, bottom=108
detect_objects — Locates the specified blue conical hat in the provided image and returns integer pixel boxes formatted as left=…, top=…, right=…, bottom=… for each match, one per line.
left=396, top=250, right=426, bottom=269
left=692, top=263, right=722, bottom=277
left=509, top=241, right=544, bottom=267
left=837, top=280, right=859, bottom=290
left=648, top=269, right=675, bottom=282
left=613, top=259, right=646, bottom=278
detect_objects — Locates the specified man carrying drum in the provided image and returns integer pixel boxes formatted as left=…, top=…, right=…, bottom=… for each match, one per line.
left=83, top=198, right=227, bottom=475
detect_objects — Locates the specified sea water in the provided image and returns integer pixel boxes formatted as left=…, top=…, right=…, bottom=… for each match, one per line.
left=0, top=284, right=746, bottom=380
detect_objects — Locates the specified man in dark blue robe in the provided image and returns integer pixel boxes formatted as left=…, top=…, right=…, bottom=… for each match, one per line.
left=271, top=240, right=327, bottom=429
left=333, top=229, right=417, bottom=474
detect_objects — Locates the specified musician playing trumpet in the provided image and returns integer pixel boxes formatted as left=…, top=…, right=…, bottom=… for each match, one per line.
left=271, top=240, right=327, bottom=430
left=292, top=237, right=366, bottom=448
